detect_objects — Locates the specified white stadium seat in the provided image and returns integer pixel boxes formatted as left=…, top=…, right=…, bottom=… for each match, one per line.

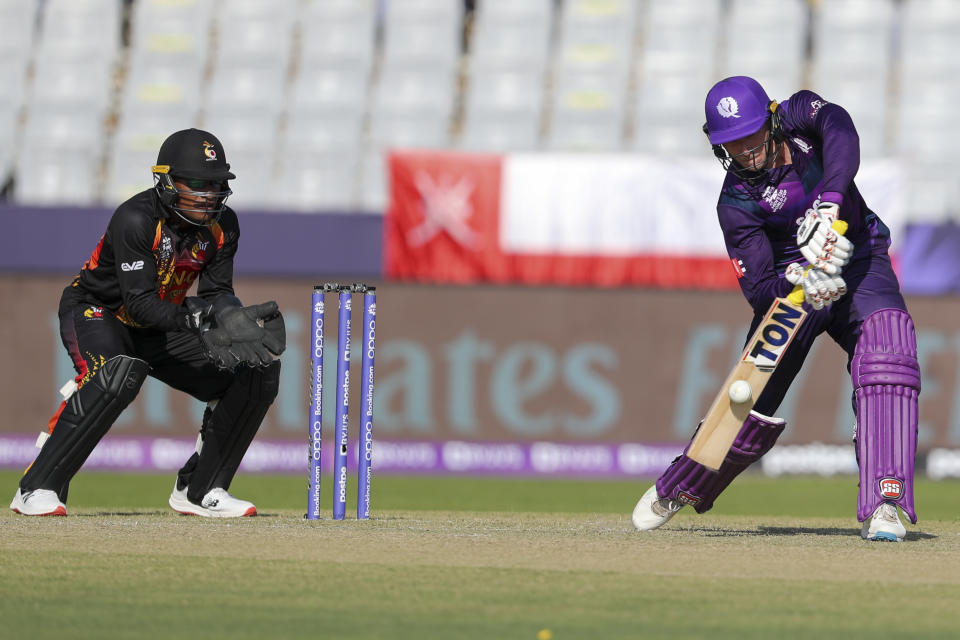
left=15, top=147, right=100, bottom=206
left=289, top=65, right=371, bottom=115
left=284, top=110, right=365, bottom=155
left=120, top=64, right=204, bottom=121
left=275, top=148, right=360, bottom=212
left=548, top=71, right=627, bottom=151
left=37, top=0, right=121, bottom=64
left=205, top=66, right=288, bottom=118
left=459, top=111, right=540, bottom=152
left=299, top=3, right=377, bottom=71
left=470, top=21, right=551, bottom=75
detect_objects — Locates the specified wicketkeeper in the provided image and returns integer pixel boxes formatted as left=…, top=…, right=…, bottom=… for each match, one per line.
left=10, top=128, right=286, bottom=518
left=632, top=77, right=920, bottom=541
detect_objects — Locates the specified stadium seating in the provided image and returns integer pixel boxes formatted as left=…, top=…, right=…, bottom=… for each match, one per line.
left=720, top=0, right=806, bottom=104
left=13, top=0, right=121, bottom=205
left=633, top=0, right=721, bottom=155
left=0, top=0, right=956, bottom=221
left=896, top=0, right=960, bottom=220
left=460, top=0, right=552, bottom=151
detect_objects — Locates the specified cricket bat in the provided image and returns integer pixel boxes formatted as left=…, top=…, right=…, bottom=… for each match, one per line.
left=686, top=220, right=848, bottom=471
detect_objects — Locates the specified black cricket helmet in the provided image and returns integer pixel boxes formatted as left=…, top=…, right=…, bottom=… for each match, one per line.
left=152, top=128, right=235, bottom=226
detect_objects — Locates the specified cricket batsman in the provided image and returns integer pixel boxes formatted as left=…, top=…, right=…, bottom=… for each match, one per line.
left=10, top=128, right=286, bottom=518
left=632, top=76, right=920, bottom=541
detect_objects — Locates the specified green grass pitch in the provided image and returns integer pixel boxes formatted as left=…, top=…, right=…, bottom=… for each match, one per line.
left=1, top=471, right=958, bottom=639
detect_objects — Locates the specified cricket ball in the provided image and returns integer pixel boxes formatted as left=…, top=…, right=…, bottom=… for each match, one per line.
left=728, top=379, right=752, bottom=404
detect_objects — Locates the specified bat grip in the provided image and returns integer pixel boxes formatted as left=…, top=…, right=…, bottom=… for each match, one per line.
left=787, top=219, right=848, bottom=307
left=787, top=285, right=805, bottom=306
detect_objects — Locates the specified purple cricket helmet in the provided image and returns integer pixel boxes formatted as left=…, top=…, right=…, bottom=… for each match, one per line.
left=703, top=76, right=772, bottom=144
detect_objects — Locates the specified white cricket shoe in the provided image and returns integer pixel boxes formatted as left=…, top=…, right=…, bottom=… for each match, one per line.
left=632, top=485, right=683, bottom=531
left=861, top=502, right=906, bottom=542
left=10, top=488, right=67, bottom=516
left=169, top=484, right=256, bottom=518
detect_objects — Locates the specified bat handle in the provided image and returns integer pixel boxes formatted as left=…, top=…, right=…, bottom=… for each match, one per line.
left=788, top=219, right=849, bottom=307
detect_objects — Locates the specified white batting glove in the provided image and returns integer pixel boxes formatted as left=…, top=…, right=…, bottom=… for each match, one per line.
left=785, top=263, right=847, bottom=310
left=796, top=204, right=853, bottom=275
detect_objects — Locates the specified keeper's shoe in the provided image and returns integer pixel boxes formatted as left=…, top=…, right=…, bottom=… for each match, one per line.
left=169, top=484, right=257, bottom=518
left=10, top=488, right=67, bottom=516
left=632, top=485, right=683, bottom=531
left=861, top=502, right=906, bottom=542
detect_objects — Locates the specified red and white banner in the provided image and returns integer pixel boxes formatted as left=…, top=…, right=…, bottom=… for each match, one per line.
left=384, top=149, right=905, bottom=289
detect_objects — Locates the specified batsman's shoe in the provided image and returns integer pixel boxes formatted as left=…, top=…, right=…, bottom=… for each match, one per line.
left=861, top=502, right=906, bottom=542
left=10, top=488, right=67, bottom=516
left=169, top=484, right=256, bottom=518
left=632, top=485, right=683, bottom=531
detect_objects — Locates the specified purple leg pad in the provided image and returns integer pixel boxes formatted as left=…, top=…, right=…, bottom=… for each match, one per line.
left=852, top=309, right=921, bottom=523
left=656, top=412, right=786, bottom=513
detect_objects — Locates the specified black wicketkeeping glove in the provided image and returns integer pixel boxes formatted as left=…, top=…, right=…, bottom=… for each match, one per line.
left=262, top=311, right=286, bottom=356
left=199, top=325, right=242, bottom=370
left=201, top=302, right=284, bottom=370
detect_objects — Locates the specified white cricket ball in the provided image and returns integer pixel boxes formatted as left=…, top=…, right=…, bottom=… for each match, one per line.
left=728, top=380, right=752, bottom=404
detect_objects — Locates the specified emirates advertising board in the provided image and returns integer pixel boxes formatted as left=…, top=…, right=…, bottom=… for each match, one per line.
left=1, top=276, right=959, bottom=479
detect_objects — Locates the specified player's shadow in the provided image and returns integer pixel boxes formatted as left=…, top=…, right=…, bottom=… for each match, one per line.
left=757, top=526, right=937, bottom=541
left=682, top=525, right=937, bottom=541
left=76, top=510, right=281, bottom=518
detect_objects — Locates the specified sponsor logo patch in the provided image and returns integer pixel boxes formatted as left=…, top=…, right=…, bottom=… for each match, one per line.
left=809, top=99, right=828, bottom=118
left=121, top=260, right=144, bottom=271
left=731, top=258, right=747, bottom=279
left=83, top=306, right=104, bottom=320
left=762, top=186, right=788, bottom=212
left=879, top=477, right=904, bottom=500
left=191, top=240, right=210, bottom=262
left=677, top=491, right=701, bottom=507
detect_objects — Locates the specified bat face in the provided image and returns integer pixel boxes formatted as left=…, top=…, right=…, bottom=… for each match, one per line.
left=743, top=301, right=805, bottom=370
left=686, top=298, right=807, bottom=470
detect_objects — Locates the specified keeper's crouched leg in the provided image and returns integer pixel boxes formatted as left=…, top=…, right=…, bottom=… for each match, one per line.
left=178, top=361, right=281, bottom=505
left=21, top=355, right=149, bottom=501
left=655, top=411, right=786, bottom=513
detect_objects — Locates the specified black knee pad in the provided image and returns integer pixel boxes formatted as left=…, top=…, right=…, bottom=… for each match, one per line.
left=22, top=355, right=149, bottom=498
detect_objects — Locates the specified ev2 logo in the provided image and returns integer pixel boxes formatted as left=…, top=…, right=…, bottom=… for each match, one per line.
left=121, top=260, right=144, bottom=271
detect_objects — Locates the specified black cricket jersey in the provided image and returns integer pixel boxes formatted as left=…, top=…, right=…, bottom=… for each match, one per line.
left=71, top=189, right=240, bottom=331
